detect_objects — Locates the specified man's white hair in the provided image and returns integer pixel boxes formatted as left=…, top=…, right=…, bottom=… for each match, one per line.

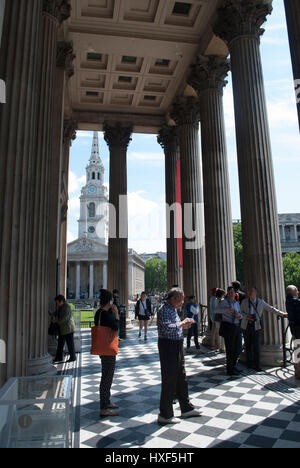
left=287, top=285, right=298, bottom=294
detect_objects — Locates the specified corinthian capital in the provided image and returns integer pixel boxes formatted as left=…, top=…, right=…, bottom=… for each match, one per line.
left=57, top=41, right=76, bottom=78
left=170, top=96, right=200, bottom=127
left=157, top=126, right=179, bottom=153
left=188, top=56, right=230, bottom=96
left=103, top=123, right=133, bottom=151
left=63, top=118, right=77, bottom=146
left=43, top=0, right=71, bottom=24
left=214, top=0, right=273, bottom=45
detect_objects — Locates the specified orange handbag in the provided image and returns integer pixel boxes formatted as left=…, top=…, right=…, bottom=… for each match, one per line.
left=90, top=310, right=119, bottom=356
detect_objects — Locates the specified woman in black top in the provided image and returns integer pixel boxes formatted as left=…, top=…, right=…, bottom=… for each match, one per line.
left=95, top=289, right=120, bottom=418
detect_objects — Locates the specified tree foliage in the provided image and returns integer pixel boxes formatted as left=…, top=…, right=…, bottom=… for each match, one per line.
left=145, top=258, right=167, bottom=293
left=233, top=223, right=244, bottom=285
left=283, top=252, right=300, bottom=291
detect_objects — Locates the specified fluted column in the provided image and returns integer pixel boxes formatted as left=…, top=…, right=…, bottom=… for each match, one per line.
left=157, top=126, right=181, bottom=290
left=0, top=0, right=43, bottom=386
left=188, top=56, right=236, bottom=300
left=103, top=123, right=133, bottom=308
left=170, top=97, right=206, bottom=305
left=60, top=118, right=77, bottom=295
left=284, top=0, right=300, bottom=133
left=103, top=262, right=108, bottom=289
left=48, top=40, right=75, bottom=308
left=89, top=262, right=94, bottom=299
left=214, top=0, right=286, bottom=365
left=28, top=0, right=71, bottom=376
left=76, top=262, right=81, bottom=299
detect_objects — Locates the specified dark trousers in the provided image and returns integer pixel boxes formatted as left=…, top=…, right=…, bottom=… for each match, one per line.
left=243, top=323, right=261, bottom=369
left=187, top=323, right=200, bottom=349
left=222, top=323, right=241, bottom=373
left=158, top=338, right=194, bottom=419
left=100, top=355, right=116, bottom=410
left=55, top=333, right=76, bottom=361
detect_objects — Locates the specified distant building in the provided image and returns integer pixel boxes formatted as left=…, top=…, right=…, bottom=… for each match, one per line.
left=140, top=252, right=167, bottom=263
left=279, top=213, right=300, bottom=254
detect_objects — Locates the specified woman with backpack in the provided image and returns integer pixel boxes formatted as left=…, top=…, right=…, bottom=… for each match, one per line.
left=135, top=291, right=152, bottom=340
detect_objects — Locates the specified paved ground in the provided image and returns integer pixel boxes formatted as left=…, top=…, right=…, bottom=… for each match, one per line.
left=71, top=327, right=300, bottom=449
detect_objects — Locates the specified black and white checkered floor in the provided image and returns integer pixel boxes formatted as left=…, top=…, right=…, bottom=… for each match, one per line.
left=74, top=328, right=300, bottom=448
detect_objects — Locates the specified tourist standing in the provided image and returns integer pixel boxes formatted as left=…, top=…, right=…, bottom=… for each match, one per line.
left=53, top=295, right=76, bottom=363
left=94, top=289, right=120, bottom=418
left=216, top=287, right=242, bottom=376
left=186, top=296, right=200, bottom=350
left=211, top=289, right=226, bottom=351
left=157, top=288, right=201, bottom=425
left=286, top=285, right=300, bottom=379
left=135, top=291, right=152, bottom=340
left=241, top=287, right=287, bottom=372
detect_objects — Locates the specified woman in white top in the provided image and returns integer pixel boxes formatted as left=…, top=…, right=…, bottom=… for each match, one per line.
left=134, top=292, right=152, bottom=340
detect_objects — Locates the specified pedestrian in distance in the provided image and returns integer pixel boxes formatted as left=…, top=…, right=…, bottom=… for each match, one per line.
left=53, top=295, right=76, bottom=364
left=135, top=291, right=152, bottom=340
left=186, top=296, right=200, bottom=350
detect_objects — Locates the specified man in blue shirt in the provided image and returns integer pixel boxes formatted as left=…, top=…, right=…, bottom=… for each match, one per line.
left=186, top=296, right=200, bottom=350
left=157, top=288, right=201, bottom=425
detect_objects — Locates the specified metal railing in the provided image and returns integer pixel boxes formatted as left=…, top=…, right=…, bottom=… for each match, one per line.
left=278, top=315, right=294, bottom=368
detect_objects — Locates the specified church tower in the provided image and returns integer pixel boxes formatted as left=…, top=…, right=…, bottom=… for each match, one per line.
left=78, top=131, right=108, bottom=244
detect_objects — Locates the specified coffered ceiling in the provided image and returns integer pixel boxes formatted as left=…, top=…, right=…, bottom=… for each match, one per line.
left=66, top=0, right=224, bottom=132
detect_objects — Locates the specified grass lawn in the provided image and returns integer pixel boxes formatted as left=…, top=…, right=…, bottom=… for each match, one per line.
left=80, top=309, right=95, bottom=328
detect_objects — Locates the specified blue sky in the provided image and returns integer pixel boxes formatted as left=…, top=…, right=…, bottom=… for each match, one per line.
left=68, top=0, right=300, bottom=254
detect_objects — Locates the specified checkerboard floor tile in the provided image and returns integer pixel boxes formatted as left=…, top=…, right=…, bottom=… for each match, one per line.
left=74, top=328, right=300, bottom=449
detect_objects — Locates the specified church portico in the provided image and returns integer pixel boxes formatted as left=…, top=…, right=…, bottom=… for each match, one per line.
left=0, top=0, right=297, bottom=388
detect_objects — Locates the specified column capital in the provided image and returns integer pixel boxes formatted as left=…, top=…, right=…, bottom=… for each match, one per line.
left=63, top=118, right=77, bottom=146
left=214, top=0, right=273, bottom=46
left=170, top=96, right=200, bottom=127
left=56, top=41, right=76, bottom=78
left=188, top=55, right=230, bottom=96
left=103, top=122, right=133, bottom=151
left=157, top=126, right=179, bottom=153
left=43, top=0, right=71, bottom=24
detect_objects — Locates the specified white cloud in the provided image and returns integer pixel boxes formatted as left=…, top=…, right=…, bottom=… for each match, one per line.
left=67, top=231, right=77, bottom=243
left=128, top=152, right=164, bottom=163
left=69, top=171, right=85, bottom=194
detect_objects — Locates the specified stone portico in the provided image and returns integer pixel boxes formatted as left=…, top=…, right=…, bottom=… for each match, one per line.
left=0, top=0, right=299, bottom=386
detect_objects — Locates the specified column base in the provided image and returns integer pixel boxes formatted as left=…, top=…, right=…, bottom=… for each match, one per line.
left=260, top=344, right=284, bottom=368
left=201, top=330, right=212, bottom=347
left=28, top=354, right=57, bottom=377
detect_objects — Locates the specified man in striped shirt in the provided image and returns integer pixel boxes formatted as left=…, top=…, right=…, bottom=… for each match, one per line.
left=157, top=288, right=201, bottom=425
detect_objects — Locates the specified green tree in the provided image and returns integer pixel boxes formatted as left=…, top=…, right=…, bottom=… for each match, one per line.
left=283, top=252, right=300, bottom=291
left=233, top=222, right=244, bottom=285
left=145, top=258, right=167, bottom=293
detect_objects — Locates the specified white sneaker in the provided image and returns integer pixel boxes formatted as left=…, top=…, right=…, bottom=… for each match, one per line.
left=181, top=409, right=202, bottom=419
left=157, top=415, right=181, bottom=425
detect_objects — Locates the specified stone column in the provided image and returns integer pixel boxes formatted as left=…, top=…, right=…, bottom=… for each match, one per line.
left=157, top=126, right=181, bottom=290
left=284, top=0, right=300, bottom=133
left=103, top=123, right=133, bottom=308
left=214, top=0, right=286, bottom=365
left=188, top=56, right=236, bottom=298
left=103, top=262, right=108, bottom=289
left=89, top=262, right=94, bottom=299
left=0, top=0, right=43, bottom=385
left=48, top=40, right=75, bottom=307
left=60, top=118, right=77, bottom=295
left=170, top=97, right=207, bottom=305
left=76, top=262, right=81, bottom=299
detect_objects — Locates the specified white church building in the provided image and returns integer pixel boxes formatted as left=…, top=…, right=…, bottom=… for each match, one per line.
left=67, top=132, right=145, bottom=301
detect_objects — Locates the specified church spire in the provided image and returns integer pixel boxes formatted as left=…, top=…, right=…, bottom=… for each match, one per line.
left=90, top=131, right=101, bottom=162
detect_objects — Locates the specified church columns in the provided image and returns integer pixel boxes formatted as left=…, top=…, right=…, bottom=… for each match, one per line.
left=89, top=262, right=94, bottom=299
left=0, top=0, right=43, bottom=385
left=170, top=97, right=207, bottom=305
left=284, top=0, right=300, bottom=133
left=60, top=119, right=77, bottom=295
left=76, top=262, right=81, bottom=300
left=48, top=40, right=75, bottom=307
left=103, top=262, right=108, bottom=289
left=103, top=123, right=133, bottom=308
left=188, top=56, right=236, bottom=299
left=214, top=0, right=286, bottom=365
left=27, top=0, right=71, bottom=376
left=157, top=126, right=181, bottom=290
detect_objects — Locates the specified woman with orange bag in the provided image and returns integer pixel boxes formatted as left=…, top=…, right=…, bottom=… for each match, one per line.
left=94, top=289, right=120, bottom=418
